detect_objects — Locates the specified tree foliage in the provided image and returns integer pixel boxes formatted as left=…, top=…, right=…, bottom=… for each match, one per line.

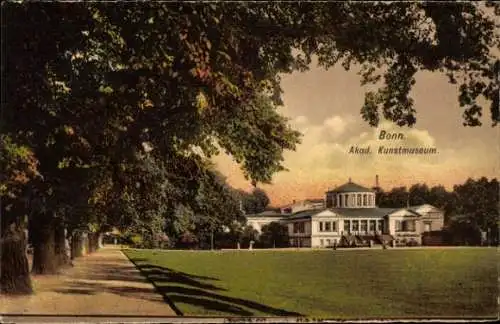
left=238, top=188, right=271, bottom=214
left=259, top=222, right=289, bottom=248
left=452, top=177, right=499, bottom=232
left=2, top=1, right=499, bottom=292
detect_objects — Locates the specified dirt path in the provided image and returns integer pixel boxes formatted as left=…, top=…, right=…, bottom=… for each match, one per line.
left=0, top=246, right=176, bottom=316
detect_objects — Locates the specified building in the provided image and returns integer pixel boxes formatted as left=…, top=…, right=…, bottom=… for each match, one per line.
left=280, top=199, right=325, bottom=214
left=245, top=179, right=445, bottom=248
left=246, top=210, right=286, bottom=233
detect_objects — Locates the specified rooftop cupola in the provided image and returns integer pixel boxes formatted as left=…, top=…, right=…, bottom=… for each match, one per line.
left=325, top=178, right=376, bottom=209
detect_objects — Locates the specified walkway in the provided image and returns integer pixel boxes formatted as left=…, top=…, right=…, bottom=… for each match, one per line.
left=0, top=246, right=176, bottom=317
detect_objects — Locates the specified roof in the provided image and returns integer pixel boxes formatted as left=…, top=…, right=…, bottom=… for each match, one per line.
left=280, top=199, right=324, bottom=208
left=327, top=181, right=374, bottom=193
left=331, top=208, right=396, bottom=218
left=246, top=210, right=284, bottom=218
left=282, top=206, right=437, bottom=222
left=408, top=204, right=441, bottom=213
left=287, top=207, right=406, bottom=219
left=304, top=198, right=324, bottom=204
left=285, top=208, right=323, bottom=221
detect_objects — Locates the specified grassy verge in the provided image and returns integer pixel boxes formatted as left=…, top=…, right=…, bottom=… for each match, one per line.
left=124, top=248, right=497, bottom=318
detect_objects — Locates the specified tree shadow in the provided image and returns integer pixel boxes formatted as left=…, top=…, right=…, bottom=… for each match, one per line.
left=73, top=263, right=147, bottom=283
left=137, top=265, right=224, bottom=291
left=53, top=287, right=98, bottom=295
left=161, top=285, right=302, bottom=316
left=131, top=262, right=303, bottom=317
left=137, top=264, right=220, bottom=281
left=52, top=280, right=168, bottom=304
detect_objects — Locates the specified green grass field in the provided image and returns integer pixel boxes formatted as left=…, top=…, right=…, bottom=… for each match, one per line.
left=124, top=248, right=498, bottom=319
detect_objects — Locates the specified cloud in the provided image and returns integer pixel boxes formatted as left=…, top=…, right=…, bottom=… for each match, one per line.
left=213, top=113, right=498, bottom=204
left=271, top=117, right=495, bottom=191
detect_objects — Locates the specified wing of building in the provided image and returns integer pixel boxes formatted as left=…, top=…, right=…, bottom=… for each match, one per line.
left=245, top=179, right=445, bottom=248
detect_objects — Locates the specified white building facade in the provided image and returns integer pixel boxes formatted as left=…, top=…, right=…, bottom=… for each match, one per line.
left=246, top=180, right=445, bottom=248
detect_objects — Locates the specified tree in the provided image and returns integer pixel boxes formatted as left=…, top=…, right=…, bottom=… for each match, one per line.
left=2, top=2, right=499, bottom=294
left=259, top=222, right=289, bottom=248
left=451, top=177, right=499, bottom=245
left=427, top=185, right=456, bottom=223
left=408, top=184, right=430, bottom=206
left=240, top=225, right=259, bottom=249
left=0, top=135, right=39, bottom=294
left=190, top=168, right=245, bottom=249
left=238, top=187, right=271, bottom=214
left=378, top=187, right=409, bottom=208
left=252, top=188, right=271, bottom=213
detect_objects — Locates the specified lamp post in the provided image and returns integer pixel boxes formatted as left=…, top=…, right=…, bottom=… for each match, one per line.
left=210, top=230, right=214, bottom=250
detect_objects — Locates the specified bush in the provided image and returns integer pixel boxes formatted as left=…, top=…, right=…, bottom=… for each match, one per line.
left=130, top=234, right=143, bottom=247
left=407, top=239, right=419, bottom=247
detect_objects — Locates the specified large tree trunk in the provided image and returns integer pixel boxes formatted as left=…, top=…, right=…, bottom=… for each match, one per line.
left=54, top=220, right=70, bottom=267
left=71, top=232, right=84, bottom=259
left=0, top=223, right=33, bottom=295
left=88, top=232, right=97, bottom=253
left=98, top=233, right=104, bottom=249
left=83, top=232, right=89, bottom=255
left=31, top=212, right=58, bottom=274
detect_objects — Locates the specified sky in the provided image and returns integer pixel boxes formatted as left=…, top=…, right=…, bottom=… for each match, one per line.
left=213, top=60, right=499, bottom=206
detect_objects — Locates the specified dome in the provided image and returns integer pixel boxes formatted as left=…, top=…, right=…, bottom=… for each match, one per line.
left=327, top=181, right=374, bottom=193
left=325, top=179, right=376, bottom=209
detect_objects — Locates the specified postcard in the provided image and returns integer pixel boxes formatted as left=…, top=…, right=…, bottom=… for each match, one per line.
left=1, top=2, right=498, bottom=323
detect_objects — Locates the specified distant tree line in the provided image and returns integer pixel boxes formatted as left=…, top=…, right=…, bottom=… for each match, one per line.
left=374, top=177, right=499, bottom=245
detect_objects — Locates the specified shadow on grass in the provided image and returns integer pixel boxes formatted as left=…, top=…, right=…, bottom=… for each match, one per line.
left=133, top=262, right=303, bottom=317
left=138, top=264, right=223, bottom=291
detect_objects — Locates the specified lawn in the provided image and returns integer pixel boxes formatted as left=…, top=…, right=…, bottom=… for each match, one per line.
left=124, top=248, right=498, bottom=319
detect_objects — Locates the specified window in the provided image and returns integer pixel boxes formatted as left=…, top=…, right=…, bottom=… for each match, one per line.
left=332, top=221, right=337, bottom=232
left=319, top=222, right=324, bottom=232
left=377, top=220, right=384, bottom=232
left=357, top=194, right=362, bottom=206
left=405, top=220, right=416, bottom=232
left=320, top=239, right=324, bottom=247
left=340, top=195, right=344, bottom=207
left=424, top=222, right=431, bottom=232
left=293, top=222, right=305, bottom=234
left=368, top=195, right=373, bottom=206
left=325, top=221, right=331, bottom=232
left=344, top=220, right=350, bottom=232
left=361, top=220, right=368, bottom=232
left=352, top=220, right=359, bottom=232
left=363, top=194, right=367, bottom=206
left=326, top=239, right=331, bottom=247
left=395, top=220, right=403, bottom=232
left=369, top=220, right=377, bottom=232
